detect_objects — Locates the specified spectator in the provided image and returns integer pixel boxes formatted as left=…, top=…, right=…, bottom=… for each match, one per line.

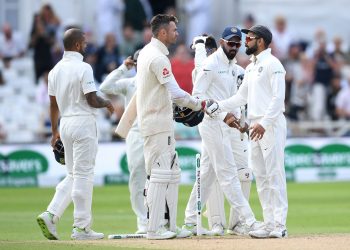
left=170, top=43, right=195, bottom=94
left=0, top=23, right=26, bottom=59
left=327, top=74, right=343, bottom=120
left=135, top=25, right=153, bottom=50
left=335, top=80, right=350, bottom=120
left=95, top=33, right=121, bottom=83
left=124, top=0, right=150, bottom=32
left=119, top=24, right=139, bottom=58
left=149, top=0, right=175, bottom=15
left=96, top=0, right=125, bottom=45
left=309, top=36, right=337, bottom=121
left=271, top=15, right=294, bottom=62
left=285, top=45, right=312, bottom=121
left=40, top=3, right=62, bottom=40
left=29, top=13, right=54, bottom=82
left=0, top=69, right=4, bottom=85
left=182, top=0, right=211, bottom=46
left=83, top=29, right=98, bottom=72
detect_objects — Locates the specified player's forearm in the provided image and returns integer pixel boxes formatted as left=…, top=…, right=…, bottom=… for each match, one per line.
left=164, top=80, right=202, bottom=111
left=86, top=91, right=111, bottom=108
left=49, top=102, right=59, bottom=135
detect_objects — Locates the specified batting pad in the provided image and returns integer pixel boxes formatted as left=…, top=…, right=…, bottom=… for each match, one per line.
left=147, top=152, right=173, bottom=232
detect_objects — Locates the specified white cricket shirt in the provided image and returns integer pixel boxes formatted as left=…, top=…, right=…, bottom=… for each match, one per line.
left=193, top=47, right=245, bottom=118
left=219, top=48, right=286, bottom=129
left=48, top=51, right=97, bottom=117
left=136, top=37, right=174, bottom=136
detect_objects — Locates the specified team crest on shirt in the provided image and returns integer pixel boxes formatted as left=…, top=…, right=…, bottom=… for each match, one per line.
left=231, top=70, right=235, bottom=77
left=258, top=66, right=263, bottom=73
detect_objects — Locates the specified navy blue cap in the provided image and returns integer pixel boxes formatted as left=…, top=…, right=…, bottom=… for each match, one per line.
left=222, top=26, right=242, bottom=40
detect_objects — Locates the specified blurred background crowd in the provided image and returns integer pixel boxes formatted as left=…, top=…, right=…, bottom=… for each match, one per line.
left=0, top=0, right=350, bottom=144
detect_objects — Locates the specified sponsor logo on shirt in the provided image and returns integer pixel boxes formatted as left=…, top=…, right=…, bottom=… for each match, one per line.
left=86, top=80, right=94, bottom=85
left=218, top=70, right=229, bottom=74
left=273, top=70, right=284, bottom=74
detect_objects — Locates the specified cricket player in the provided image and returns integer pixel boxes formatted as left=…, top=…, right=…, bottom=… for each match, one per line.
left=191, top=34, right=255, bottom=235
left=137, top=14, right=206, bottom=240
left=37, top=28, right=114, bottom=240
left=183, top=27, right=260, bottom=235
left=99, top=50, right=148, bottom=234
left=209, top=25, right=288, bottom=239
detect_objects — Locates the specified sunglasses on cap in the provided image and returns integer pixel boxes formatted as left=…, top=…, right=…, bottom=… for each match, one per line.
left=245, top=36, right=259, bottom=43
left=222, top=39, right=241, bottom=48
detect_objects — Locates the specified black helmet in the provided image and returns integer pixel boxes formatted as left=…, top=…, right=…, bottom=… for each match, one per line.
left=173, top=104, right=204, bottom=127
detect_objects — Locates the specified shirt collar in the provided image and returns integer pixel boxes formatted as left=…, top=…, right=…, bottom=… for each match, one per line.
left=63, top=51, right=84, bottom=61
left=217, top=47, right=237, bottom=65
left=150, top=37, right=169, bottom=56
left=250, top=48, right=271, bottom=64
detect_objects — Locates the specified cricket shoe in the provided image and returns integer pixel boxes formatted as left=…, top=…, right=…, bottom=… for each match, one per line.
left=248, top=227, right=272, bottom=239
left=269, top=225, right=288, bottom=238
left=147, top=226, right=177, bottom=240
left=175, top=227, right=192, bottom=238
left=71, top=227, right=104, bottom=240
left=227, top=222, right=248, bottom=236
left=36, top=211, right=59, bottom=240
left=208, top=223, right=224, bottom=236
left=182, top=223, right=210, bottom=236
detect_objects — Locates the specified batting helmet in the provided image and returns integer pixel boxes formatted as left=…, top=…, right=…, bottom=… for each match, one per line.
left=173, top=104, right=204, bottom=127
left=53, top=139, right=65, bottom=165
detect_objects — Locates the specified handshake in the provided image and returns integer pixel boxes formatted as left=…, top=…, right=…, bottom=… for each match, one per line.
left=199, top=99, right=221, bottom=118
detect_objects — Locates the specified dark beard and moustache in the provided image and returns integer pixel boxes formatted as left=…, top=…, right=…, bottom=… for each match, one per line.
left=245, top=43, right=258, bottom=55
left=223, top=46, right=237, bottom=60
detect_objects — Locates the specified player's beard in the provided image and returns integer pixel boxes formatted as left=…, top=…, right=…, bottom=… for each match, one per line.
left=222, top=46, right=237, bottom=60
left=245, top=43, right=258, bottom=55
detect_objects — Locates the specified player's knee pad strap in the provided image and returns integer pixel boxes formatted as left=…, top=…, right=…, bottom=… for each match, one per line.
left=238, top=168, right=253, bottom=182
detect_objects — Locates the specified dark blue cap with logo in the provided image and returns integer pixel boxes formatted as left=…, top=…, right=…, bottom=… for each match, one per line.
left=222, top=26, right=242, bottom=40
left=242, top=25, right=272, bottom=45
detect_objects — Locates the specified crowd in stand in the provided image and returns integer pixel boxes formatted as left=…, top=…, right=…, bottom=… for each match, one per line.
left=0, top=1, right=350, bottom=144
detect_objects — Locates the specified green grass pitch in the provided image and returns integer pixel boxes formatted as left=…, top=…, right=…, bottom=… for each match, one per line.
left=0, top=182, right=349, bottom=249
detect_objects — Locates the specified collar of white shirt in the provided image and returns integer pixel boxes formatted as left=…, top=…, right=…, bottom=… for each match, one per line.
left=217, top=47, right=237, bottom=65
left=250, top=48, right=272, bottom=64
left=63, top=51, right=84, bottom=61
left=150, top=37, right=169, bottom=56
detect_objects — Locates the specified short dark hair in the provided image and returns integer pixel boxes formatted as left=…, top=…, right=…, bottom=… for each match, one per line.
left=63, top=28, right=84, bottom=50
left=150, top=14, right=178, bottom=37
left=205, top=36, right=217, bottom=50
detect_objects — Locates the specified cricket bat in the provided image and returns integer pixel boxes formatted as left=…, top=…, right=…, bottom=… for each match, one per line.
left=108, top=234, right=146, bottom=239
left=239, top=106, right=246, bottom=141
left=115, top=93, right=137, bottom=138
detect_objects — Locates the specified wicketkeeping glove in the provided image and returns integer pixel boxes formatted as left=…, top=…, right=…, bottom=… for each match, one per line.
left=190, top=36, right=207, bottom=49
left=53, top=139, right=65, bottom=165
left=204, top=99, right=221, bottom=118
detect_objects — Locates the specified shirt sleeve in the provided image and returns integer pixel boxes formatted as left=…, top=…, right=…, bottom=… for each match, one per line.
left=192, top=67, right=214, bottom=99
left=218, top=76, right=248, bottom=111
left=259, top=61, right=286, bottom=129
left=99, top=64, right=129, bottom=95
left=81, top=64, right=97, bottom=94
left=150, top=56, right=175, bottom=85
left=47, top=71, right=55, bottom=96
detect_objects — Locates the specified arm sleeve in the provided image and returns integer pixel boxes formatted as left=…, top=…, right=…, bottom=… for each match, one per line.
left=192, top=67, right=213, bottom=99
left=47, top=71, right=55, bottom=96
left=81, top=64, right=97, bottom=94
left=218, top=77, right=248, bottom=111
left=259, top=63, right=286, bottom=129
left=164, top=78, right=202, bottom=111
left=150, top=56, right=175, bottom=85
left=99, top=64, right=129, bottom=95
left=194, top=43, right=207, bottom=71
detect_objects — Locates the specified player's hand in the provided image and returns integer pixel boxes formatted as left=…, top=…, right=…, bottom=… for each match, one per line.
left=249, top=123, right=265, bottom=141
left=123, top=56, right=135, bottom=70
left=106, top=102, right=115, bottom=115
left=50, top=132, right=60, bottom=148
left=224, top=113, right=249, bottom=133
left=190, top=35, right=207, bottom=49
left=203, top=99, right=220, bottom=118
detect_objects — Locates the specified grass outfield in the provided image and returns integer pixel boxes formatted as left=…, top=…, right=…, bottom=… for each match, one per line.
left=0, top=182, right=350, bottom=249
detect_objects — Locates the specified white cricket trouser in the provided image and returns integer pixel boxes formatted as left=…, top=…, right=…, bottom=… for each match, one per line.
left=251, top=114, right=288, bottom=230
left=206, top=129, right=249, bottom=229
left=126, top=128, right=147, bottom=229
left=185, top=118, right=255, bottom=226
left=47, top=115, right=98, bottom=229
